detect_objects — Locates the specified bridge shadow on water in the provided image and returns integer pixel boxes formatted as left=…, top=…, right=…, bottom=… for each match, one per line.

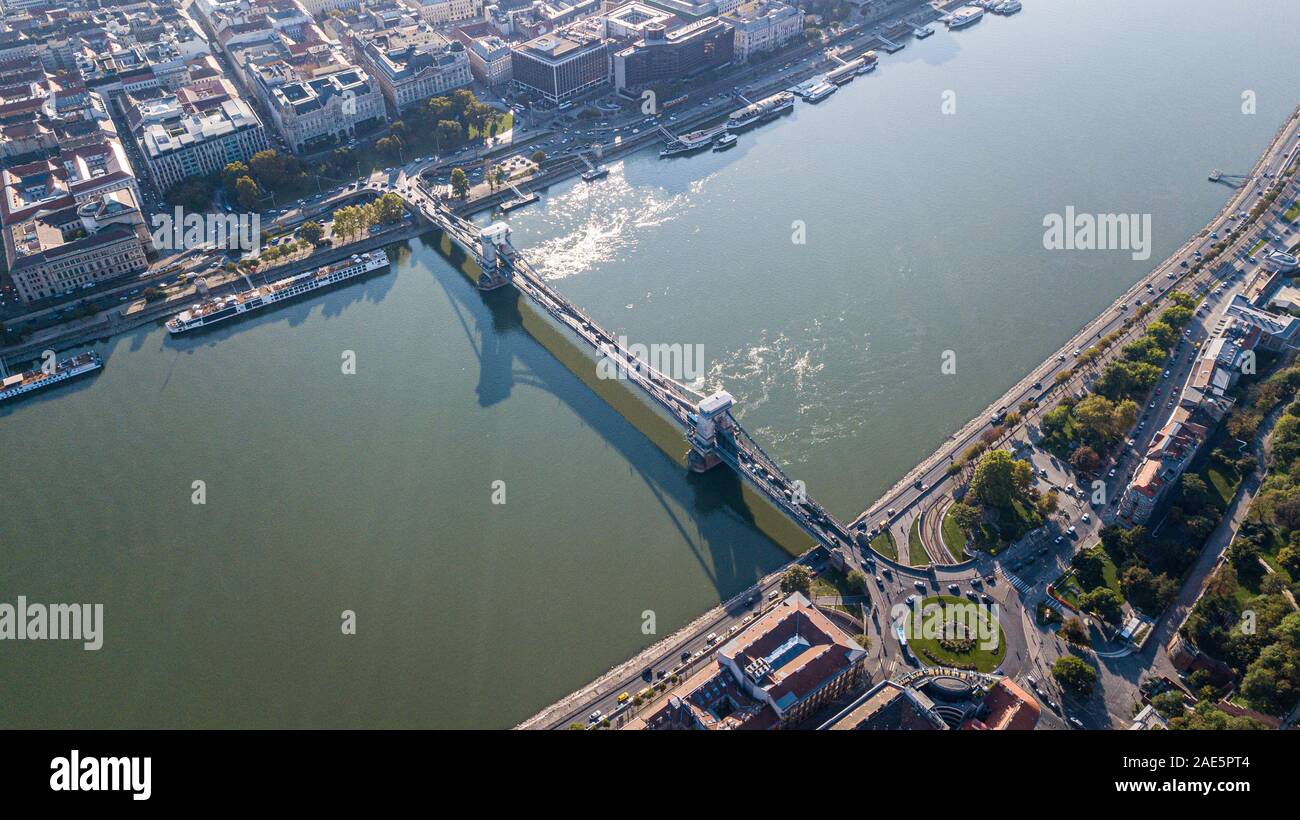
left=418, top=231, right=804, bottom=602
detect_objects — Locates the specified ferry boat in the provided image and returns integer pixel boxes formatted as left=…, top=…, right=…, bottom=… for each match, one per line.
left=660, top=127, right=720, bottom=158
left=0, top=351, right=102, bottom=403
left=826, top=58, right=864, bottom=85
left=802, top=82, right=837, bottom=103
left=580, top=166, right=610, bottom=181
left=166, top=250, right=390, bottom=335
left=947, top=5, right=984, bottom=28
left=725, top=91, right=795, bottom=131
left=913, top=25, right=934, bottom=38
left=712, top=133, right=738, bottom=152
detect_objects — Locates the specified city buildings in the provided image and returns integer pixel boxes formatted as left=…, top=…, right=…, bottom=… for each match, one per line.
left=451, top=22, right=513, bottom=87
left=357, top=23, right=472, bottom=115
left=611, top=15, right=733, bottom=92
left=819, top=679, right=948, bottom=730
left=510, top=20, right=610, bottom=104
left=721, top=0, right=801, bottom=63
left=625, top=592, right=867, bottom=730
left=132, top=83, right=269, bottom=192
left=401, top=0, right=486, bottom=26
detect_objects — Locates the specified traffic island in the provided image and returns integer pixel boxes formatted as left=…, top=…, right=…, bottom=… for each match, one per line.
left=903, top=595, right=1007, bottom=673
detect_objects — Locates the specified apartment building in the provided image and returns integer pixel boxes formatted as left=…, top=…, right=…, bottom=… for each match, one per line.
left=357, top=23, right=471, bottom=114
left=135, top=90, right=269, bottom=192
left=722, top=0, right=801, bottom=62
left=401, top=0, right=485, bottom=26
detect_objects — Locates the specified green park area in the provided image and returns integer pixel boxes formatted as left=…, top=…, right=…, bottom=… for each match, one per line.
left=903, top=596, right=1006, bottom=673
left=907, top=517, right=927, bottom=567
left=869, top=529, right=897, bottom=561
left=940, top=505, right=969, bottom=562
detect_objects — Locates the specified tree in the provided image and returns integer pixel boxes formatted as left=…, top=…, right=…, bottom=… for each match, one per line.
left=845, top=570, right=867, bottom=591
left=1061, top=617, right=1089, bottom=645
left=1079, top=587, right=1124, bottom=623
left=1069, top=445, right=1102, bottom=476
left=450, top=167, right=470, bottom=199
left=222, top=161, right=250, bottom=190
left=949, top=502, right=982, bottom=534
left=437, top=119, right=464, bottom=148
left=377, top=135, right=403, bottom=161
left=1278, top=545, right=1300, bottom=578
left=1071, top=549, right=1105, bottom=590
left=1120, top=565, right=1176, bottom=614
left=299, top=220, right=324, bottom=245
left=780, top=565, right=812, bottom=596
left=1036, top=490, right=1060, bottom=518
left=250, top=150, right=289, bottom=187
left=531, top=149, right=546, bottom=165
left=374, top=192, right=404, bottom=224
left=972, top=447, right=1029, bottom=509
left=235, top=176, right=261, bottom=210
left=1150, top=690, right=1187, bottom=720
left=1178, top=474, right=1212, bottom=511
left=1170, top=702, right=1266, bottom=730
left=1051, top=655, right=1097, bottom=695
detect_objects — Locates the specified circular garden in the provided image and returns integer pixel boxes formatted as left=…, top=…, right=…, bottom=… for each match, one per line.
left=903, top=595, right=1007, bottom=673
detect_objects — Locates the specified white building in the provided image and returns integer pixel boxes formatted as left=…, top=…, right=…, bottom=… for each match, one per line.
left=358, top=25, right=472, bottom=114
left=402, top=0, right=485, bottom=26
left=722, top=1, right=802, bottom=63
left=139, top=98, right=269, bottom=192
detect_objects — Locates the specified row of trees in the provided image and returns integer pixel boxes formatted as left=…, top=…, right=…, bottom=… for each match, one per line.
left=331, top=193, right=405, bottom=241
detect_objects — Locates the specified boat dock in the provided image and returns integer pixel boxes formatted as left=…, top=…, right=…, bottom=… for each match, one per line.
left=499, top=183, right=540, bottom=212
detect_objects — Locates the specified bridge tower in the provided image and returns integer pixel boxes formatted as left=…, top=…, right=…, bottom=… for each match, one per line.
left=477, top=222, right=513, bottom=290
left=687, top=390, right=736, bottom=472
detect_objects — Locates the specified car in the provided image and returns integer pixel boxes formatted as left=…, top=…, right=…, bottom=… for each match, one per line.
left=914, top=580, right=925, bottom=591
left=947, top=584, right=960, bottom=594
left=1067, top=525, right=1077, bottom=536
left=1163, top=370, right=1171, bottom=379
left=1053, top=536, right=1063, bottom=545
left=875, top=575, right=884, bottom=587
left=1081, top=513, right=1091, bottom=523
left=981, top=594, right=992, bottom=604
left=589, top=710, right=603, bottom=723
left=1068, top=717, right=1084, bottom=729
left=905, top=594, right=916, bottom=604
left=680, top=651, right=691, bottom=663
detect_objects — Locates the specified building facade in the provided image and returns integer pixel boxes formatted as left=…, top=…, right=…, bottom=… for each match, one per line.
left=612, top=16, right=733, bottom=91
left=722, top=1, right=801, bottom=63
left=510, top=23, right=609, bottom=104
left=138, top=96, right=268, bottom=191
left=358, top=25, right=472, bottom=114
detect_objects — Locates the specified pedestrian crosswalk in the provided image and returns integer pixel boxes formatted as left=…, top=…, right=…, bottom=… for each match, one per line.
left=1002, top=569, right=1033, bottom=594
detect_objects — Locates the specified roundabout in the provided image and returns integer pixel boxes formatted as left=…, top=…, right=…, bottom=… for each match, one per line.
left=901, top=595, right=1008, bottom=673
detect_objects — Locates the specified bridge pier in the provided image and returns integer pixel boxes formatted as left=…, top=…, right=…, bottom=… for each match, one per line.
left=477, top=222, right=514, bottom=291
left=687, top=390, right=735, bottom=473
